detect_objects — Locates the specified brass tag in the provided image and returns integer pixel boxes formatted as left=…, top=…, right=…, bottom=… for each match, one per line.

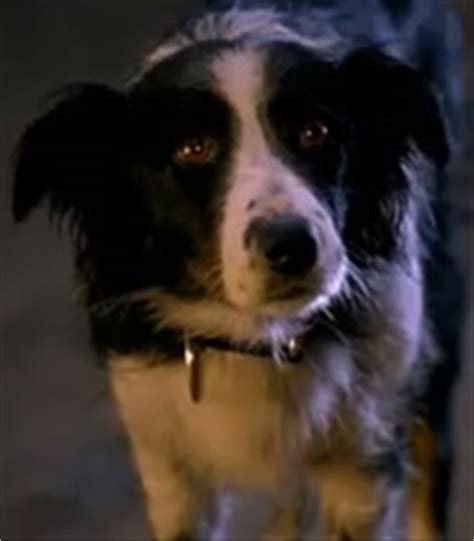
left=184, top=337, right=201, bottom=403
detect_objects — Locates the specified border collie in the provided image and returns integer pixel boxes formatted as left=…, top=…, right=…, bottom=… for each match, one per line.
left=12, top=0, right=465, bottom=539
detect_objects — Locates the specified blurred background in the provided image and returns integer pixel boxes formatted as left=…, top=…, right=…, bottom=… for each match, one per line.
left=0, top=1, right=472, bottom=539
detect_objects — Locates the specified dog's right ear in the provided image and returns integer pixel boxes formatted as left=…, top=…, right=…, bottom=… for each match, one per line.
left=12, top=84, right=129, bottom=224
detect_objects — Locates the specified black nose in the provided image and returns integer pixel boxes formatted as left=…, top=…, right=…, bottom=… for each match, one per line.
left=246, top=216, right=318, bottom=276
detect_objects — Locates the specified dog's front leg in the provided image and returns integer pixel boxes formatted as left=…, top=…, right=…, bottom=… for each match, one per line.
left=313, top=461, right=407, bottom=541
left=371, top=483, right=407, bottom=541
left=321, top=485, right=406, bottom=541
left=110, top=360, right=200, bottom=541
left=132, top=448, right=199, bottom=541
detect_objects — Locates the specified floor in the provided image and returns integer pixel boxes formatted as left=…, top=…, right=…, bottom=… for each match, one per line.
left=1, top=1, right=472, bottom=539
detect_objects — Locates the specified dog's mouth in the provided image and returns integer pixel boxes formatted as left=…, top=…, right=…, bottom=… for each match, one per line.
left=118, top=248, right=350, bottom=364
left=220, top=242, right=347, bottom=318
left=265, top=283, right=313, bottom=303
left=242, top=257, right=347, bottom=318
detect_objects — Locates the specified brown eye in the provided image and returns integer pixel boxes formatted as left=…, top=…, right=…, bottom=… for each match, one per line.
left=173, top=136, right=219, bottom=167
left=298, top=119, right=329, bottom=150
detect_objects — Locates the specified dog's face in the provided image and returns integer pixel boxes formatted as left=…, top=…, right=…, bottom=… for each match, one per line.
left=130, top=43, right=347, bottom=318
left=12, top=18, right=449, bottom=347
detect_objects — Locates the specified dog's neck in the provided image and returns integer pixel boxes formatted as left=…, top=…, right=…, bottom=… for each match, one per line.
left=172, top=328, right=306, bottom=402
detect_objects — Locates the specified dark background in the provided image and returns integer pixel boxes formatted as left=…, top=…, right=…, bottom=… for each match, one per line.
left=0, top=1, right=472, bottom=539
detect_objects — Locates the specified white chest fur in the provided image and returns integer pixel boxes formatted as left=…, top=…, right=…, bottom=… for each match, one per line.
left=110, top=350, right=321, bottom=539
left=111, top=351, right=309, bottom=487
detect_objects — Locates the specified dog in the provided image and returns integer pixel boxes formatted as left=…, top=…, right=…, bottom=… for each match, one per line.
left=11, top=0, right=465, bottom=539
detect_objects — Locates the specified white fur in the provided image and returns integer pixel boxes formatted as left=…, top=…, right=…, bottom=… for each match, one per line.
left=110, top=349, right=312, bottom=539
left=214, top=49, right=346, bottom=315
left=141, top=7, right=347, bottom=73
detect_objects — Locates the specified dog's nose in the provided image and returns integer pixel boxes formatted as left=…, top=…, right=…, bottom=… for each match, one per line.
left=246, top=216, right=317, bottom=276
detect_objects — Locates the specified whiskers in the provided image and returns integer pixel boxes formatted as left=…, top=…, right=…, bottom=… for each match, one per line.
left=339, top=258, right=374, bottom=312
left=316, top=306, right=351, bottom=348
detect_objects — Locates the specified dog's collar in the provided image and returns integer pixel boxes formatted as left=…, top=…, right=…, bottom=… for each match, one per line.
left=185, top=334, right=303, bottom=363
left=152, top=328, right=305, bottom=402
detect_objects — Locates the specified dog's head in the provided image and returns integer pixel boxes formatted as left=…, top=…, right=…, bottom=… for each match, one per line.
left=12, top=9, right=449, bottom=348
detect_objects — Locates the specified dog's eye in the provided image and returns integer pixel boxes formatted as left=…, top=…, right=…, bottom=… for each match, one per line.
left=173, top=136, right=219, bottom=167
left=298, top=120, right=329, bottom=151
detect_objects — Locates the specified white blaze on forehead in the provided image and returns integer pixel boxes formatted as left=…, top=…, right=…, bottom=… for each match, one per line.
left=213, top=49, right=272, bottom=308
left=213, top=49, right=267, bottom=156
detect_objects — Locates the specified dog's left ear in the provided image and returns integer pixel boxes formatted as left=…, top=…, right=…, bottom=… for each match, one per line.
left=340, top=49, right=450, bottom=168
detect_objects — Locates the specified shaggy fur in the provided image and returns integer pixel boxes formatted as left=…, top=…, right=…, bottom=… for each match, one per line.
left=12, top=0, right=464, bottom=539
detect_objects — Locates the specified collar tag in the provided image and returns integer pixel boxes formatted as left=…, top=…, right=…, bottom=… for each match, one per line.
left=184, top=335, right=201, bottom=403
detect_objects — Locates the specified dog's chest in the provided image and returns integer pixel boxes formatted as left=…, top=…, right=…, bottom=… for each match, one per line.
left=110, top=350, right=309, bottom=488
left=110, top=350, right=386, bottom=540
